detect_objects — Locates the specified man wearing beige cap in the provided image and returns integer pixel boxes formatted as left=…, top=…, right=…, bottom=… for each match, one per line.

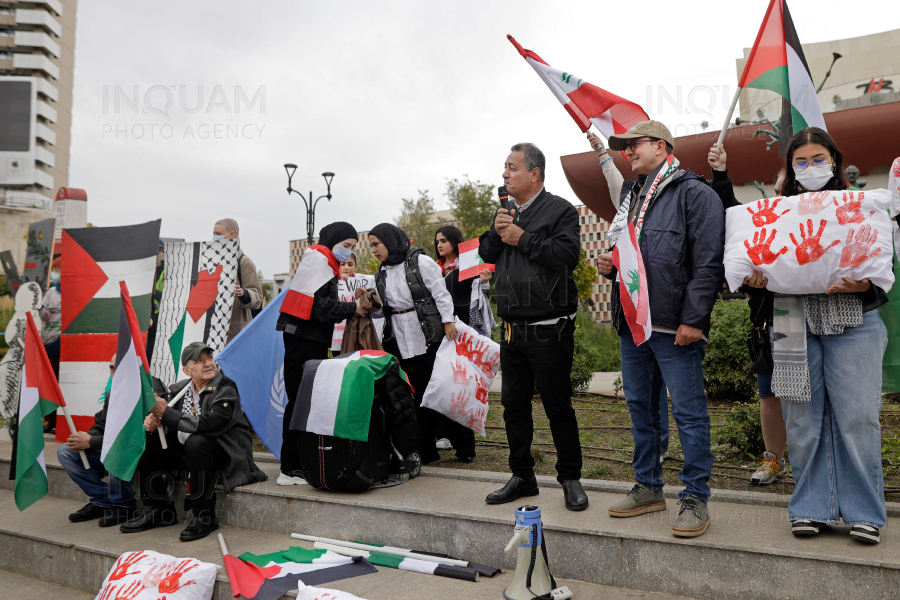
left=597, top=121, right=724, bottom=538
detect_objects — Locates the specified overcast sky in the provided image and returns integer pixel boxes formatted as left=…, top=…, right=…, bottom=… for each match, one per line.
left=68, top=0, right=895, bottom=277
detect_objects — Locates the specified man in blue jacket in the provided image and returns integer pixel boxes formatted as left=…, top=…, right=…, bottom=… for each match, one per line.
left=597, top=121, right=724, bottom=537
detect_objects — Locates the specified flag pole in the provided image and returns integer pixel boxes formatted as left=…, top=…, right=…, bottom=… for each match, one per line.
left=57, top=404, right=91, bottom=469
left=155, top=384, right=190, bottom=450
left=291, top=533, right=470, bottom=567
left=716, top=86, right=742, bottom=150
left=217, top=533, right=229, bottom=557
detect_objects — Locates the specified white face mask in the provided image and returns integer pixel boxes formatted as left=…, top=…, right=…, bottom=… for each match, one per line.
left=795, top=164, right=834, bottom=191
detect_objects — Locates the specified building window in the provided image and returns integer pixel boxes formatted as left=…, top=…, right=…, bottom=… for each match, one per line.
left=589, top=233, right=594, bottom=241
left=581, top=216, right=585, bottom=224
left=581, top=233, right=586, bottom=242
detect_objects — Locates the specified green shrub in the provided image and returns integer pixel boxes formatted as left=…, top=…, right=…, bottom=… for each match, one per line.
left=571, top=326, right=604, bottom=393
left=0, top=295, right=14, bottom=351
left=717, top=401, right=764, bottom=460
left=703, top=299, right=755, bottom=400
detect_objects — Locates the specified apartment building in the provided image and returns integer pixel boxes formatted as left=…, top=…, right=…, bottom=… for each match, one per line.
left=575, top=204, right=613, bottom=323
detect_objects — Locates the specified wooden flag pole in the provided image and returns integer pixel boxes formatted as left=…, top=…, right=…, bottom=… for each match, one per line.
left=57, top=404, right=91, bottom=469
left=156, top=384, right=190, bottom=450
left=290, top=533, right=469, bottom=568
left=716, top=86, right=743, bottom=151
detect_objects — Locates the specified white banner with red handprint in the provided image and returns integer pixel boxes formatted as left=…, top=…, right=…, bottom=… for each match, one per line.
left=95, top=550, right=219, bottom=600
left=725, top=189, right=895, bottom=294
left=421, top=319, right=500, bottom=436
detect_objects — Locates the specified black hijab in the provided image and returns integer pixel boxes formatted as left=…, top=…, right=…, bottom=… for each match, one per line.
left=318, top=222, right=358, bottom=250
left=369, top=223, right=410, bottom=266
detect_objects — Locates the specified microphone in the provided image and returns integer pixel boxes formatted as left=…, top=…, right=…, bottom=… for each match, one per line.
left=497, top=186, right=509, bottom=211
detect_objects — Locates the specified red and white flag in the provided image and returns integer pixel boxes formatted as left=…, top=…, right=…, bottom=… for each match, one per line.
left=612, top=223, right=651, bottom=345
left=281, top=246, right=339, bottom=320
left=507, top=35, right=649, bottom=139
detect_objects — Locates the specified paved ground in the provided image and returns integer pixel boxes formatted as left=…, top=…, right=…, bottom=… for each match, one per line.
left=491, top=371, right=621, bottom=396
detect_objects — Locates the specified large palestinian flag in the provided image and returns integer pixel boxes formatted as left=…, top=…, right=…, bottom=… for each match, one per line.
left=58, top=220, right=160, bottom=441
left=507, top=35, right=648, bottom=140
left=738, top=0, right=826, bottom=155
left=230, top=546, right=376, bottom=600
left=150, top=240, right=239, bottom=387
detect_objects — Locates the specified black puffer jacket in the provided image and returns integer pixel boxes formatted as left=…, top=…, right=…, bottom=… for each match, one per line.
left=479, top=189, right=581, bottom=322
left=607, top=170, right=725, bottom=336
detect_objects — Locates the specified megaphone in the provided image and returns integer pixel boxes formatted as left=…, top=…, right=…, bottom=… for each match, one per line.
left=503, top=505, right=571, bottom=600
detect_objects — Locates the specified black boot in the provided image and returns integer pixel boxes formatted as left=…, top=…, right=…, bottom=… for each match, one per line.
left=119, top=505, right=178, bottom=533
left=485, top=475, right=539, bottom=505
left=180, top=510, right=218, bottom=542
left=99, top=506, right=137, bottom=528
left=562, top=480, right=589, bottom=511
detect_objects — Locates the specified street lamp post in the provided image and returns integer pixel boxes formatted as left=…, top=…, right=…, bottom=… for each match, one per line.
left=283, top=165, right=335, bottom=246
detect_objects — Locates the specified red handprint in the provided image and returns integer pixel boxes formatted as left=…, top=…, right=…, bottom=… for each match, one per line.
left=798, top=191, right=832, bottom=216
left=747, top=198, right=790, bottom=226
left=744, top=228, right=787, bottom=266
left=834, top=191, right=874, bottom=225
left=157, top=560, right=198, bottom=594
left=110, top=551, right=147, bottom=581
left=475, top=377, right=489, bottom=405
left=466, top=404, right=487, bottom=430
left=449, top=390, right=471, bottom=416
left=839, top=224, right=882, bottom=267
left=480, top=350, right=500, bottom=378
left=450, top=361, right=471, bottom=386
left=142, top=561, right=170, bottom=589
left=790, top=219, right=840, bottom=265
left=99, top=581, right=144, bottom=600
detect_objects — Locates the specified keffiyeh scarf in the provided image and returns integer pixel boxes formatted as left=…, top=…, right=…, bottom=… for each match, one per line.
left=607, top=155, right=682, bottom=249
left=468, top=280, right=495, bottom=336
left=771, top=294, right=862, bottom=403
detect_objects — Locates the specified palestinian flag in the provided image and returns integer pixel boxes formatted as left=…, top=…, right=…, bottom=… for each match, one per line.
left=150, top=240, right=239, bottom=387
left=99, top=282, right=158, bottom=481
left=350, top=542, right=499, bottom=582
left=738, top=0, right=826, bottom=155
left=612, top=223, right=651, bottom=345
left=58, top=220, right=160, bottom=441
left=457, top=237, right=494, bottom=282
left=291, top=350, right=408, bottom=442
left=507, top=35, right=649, bottom=140
left=281, top=246, right=339, bottom=320
left=231, top=546, right=376, bottom=600
left=14, top=312, right=66, bottom=510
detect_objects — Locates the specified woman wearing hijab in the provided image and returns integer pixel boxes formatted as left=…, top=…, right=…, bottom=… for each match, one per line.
left=368, top=223, right=476, bottom=464
left=276, top=222, right=366, bottom=486
left=763, top=128, right=889, bottom=544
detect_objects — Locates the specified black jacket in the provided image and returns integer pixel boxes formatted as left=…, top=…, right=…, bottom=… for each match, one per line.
left=277, top=277, right=357, bottom=346
left=606, top=170, right=726, bottom=335
left=479, top=189, right=581, bottom=322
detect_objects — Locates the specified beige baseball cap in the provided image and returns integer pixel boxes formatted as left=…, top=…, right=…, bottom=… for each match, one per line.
left=608, top=121, right=675, bottom=151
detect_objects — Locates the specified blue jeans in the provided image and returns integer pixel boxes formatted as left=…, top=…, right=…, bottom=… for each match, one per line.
left=780, top=309, right=887, bottom=528
left=56, top=446, right=135, bottom=508
left=652, top=361, right=669, bottom=454
left=620, top=329, right=713, bottom=501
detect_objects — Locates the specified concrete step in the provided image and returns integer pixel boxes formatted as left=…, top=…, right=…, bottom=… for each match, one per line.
left=0, top=490, right=694, bottom=600
left=2, top=441, right=899, bottom=600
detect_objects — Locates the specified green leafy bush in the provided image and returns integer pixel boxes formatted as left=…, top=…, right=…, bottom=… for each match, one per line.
left=703, top=299, right=755, bottom=400
left=571, top=326, right=604, bottom=393
left=717, top=401, right=764, bottom=459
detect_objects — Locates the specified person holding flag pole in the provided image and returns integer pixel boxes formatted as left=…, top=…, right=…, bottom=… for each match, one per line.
left=597, top=121, right=724, bottom=538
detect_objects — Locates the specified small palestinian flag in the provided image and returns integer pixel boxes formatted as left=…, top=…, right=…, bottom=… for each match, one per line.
left=612, top=223, right=651, bottom=345
left=359, top=543, right=499, bottom=582
left=100, top=282, right=158, bottom=481
left=58, top=220, right=160, bottom=441
left=738, top=0, right=827, bottom=155
left=457, top=237, right=494, bottom=282
left=281, top=246, right=339, bottom=320
left=232, top=546, right=376, bottom=600
left=14, top=312, right=66, bottom=510
left=291, top=350, right=409, bottom=442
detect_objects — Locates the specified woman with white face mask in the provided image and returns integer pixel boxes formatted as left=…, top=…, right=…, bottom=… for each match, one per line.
left=771, top=128, right=890, bottom=545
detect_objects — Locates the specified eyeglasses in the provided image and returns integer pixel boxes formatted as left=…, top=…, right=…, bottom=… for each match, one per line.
left=623, top=138, right=655, bottom=153
left=792, top=156, right=832, bottom=171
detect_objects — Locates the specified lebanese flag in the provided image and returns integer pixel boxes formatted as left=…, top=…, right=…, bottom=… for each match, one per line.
left=458, top=237, right=494, bottom=281
left=100, top=282, right=158, bottom=481
left=280, top=246, right=339, bottom=320
left=507, top=35, right=649, bottom=139
left=14, top=312, right=66, bottom=511
left=612, top=223, right=651, bottom=345
left=290, top=350, right=408, bottom=442
left=737, top=0, right=826, bottom=155
left=232, top=546, right=376, bottom=600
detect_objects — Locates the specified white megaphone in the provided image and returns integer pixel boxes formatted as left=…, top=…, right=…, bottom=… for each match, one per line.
left=503, top=505, right=571, bottom=600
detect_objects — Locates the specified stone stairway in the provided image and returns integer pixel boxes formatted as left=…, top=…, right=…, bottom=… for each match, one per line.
left=0, top=440, right=897, bottom=600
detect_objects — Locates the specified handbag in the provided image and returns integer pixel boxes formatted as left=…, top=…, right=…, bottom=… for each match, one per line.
left=746, top=321, right=773, bottom=376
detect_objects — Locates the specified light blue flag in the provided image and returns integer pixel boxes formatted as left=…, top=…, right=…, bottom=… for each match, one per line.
left=217, top=288, right=287, bottom=459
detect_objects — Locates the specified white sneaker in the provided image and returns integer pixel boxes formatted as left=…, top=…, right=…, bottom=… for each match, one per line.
left=436, top=438, right=453, bottom=450
left=660, top=451, right=670, bottom=464
left=276, top=472, right=307, bottom=486
left=750, top=451, right=786, bottom=486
